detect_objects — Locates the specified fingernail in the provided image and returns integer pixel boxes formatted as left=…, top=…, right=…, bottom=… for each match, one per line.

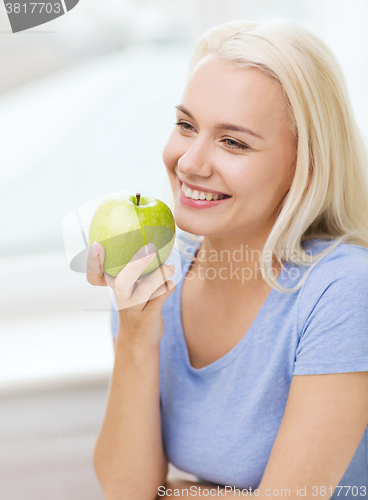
left=90, top=242, right=99, bottom=258
left=145, top=242, right=156, bottom=254
left=144, top=252, right=156, bottom=260
left=168, top=264, right=176, bottom=272
left=135, top=242, right=157, bottom=260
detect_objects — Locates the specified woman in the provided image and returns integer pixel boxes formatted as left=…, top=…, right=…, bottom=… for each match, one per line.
left=87, top=19, right=368, bottom=500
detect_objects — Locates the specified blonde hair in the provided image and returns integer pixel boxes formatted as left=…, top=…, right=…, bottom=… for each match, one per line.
left=165, top=18, right=368, bottom=293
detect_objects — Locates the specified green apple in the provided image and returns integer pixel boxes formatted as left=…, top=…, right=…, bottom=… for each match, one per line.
left=88, top=193, right=175, bottom=278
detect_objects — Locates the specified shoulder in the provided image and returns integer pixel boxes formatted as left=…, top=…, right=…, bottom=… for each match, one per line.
left=301, top=239, right=368, bottom=290
left=297, top=239, right=368, bottom=327
left=292, top=240, right=368, bottom=374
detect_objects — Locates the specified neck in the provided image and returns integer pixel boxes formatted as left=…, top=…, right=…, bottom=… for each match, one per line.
left=190, top=233, right=281, bottom=296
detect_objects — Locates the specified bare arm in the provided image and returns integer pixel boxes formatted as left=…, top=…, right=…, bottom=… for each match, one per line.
left=87, top=242, right=175, bottom=500
left=93, top=336, right=168, bottom=500
left=257, top=372, right=368, bottom=500
left=157, top=372, right=368, bottom=500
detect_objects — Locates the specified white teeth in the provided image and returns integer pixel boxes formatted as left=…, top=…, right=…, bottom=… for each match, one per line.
left=181, top=181, right=229, bottom=201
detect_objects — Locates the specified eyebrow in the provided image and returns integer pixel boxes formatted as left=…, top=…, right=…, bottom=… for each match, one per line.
left=175, top=104, right=264, bottom=140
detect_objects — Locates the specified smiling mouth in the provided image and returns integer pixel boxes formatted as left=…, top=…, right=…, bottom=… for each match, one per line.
left=179, top=179, right=232, bottom=201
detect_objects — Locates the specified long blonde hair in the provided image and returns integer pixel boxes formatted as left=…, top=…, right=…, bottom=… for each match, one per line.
left=165, top=18, right=368, bottom=293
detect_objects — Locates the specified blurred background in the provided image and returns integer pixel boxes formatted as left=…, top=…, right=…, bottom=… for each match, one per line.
left=0, top=0, right=367, bottom=498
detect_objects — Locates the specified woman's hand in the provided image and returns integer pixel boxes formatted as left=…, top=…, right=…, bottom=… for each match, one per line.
left=88, top=241, right=175, bottom=498
left=86, top=241, right=176, bottom=349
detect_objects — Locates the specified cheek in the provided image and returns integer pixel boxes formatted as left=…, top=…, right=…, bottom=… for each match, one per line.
left=162, top=133, right=184, bottom=173
left=252, top=154, right=296, bottom=213
left=227, top=153, right=294, bottom=211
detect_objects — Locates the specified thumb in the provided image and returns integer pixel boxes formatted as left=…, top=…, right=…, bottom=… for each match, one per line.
left=144, top=279, right=176, bottom=312
left=86, top=242, right=107, bottom=286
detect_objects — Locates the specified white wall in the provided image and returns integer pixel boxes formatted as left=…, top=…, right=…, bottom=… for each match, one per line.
left=191, top=0, right=368, bottom=137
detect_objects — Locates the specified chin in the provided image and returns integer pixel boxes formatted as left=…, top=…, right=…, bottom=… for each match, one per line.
left=176, top=220, right=202, bottom=236
left=174, top=213, right=202, bottom=236
left=175, top=214, right=219, bottom=240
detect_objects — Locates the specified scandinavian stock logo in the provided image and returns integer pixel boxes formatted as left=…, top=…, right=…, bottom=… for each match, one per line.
left=4, top=0, right=79, bottom=32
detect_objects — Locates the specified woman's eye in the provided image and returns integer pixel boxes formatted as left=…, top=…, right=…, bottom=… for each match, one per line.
left=174, top=121, right=196, bottom=131
left=174, top=122, right=249, bottom=151
left=223, top=139, right=249, bottom=150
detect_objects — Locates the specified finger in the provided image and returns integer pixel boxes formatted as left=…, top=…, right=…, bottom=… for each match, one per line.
left=132, top=264, right=175, bottom=305
left=115, top=263, right=174, bottom=312
left=104, top=272, right=116, bottom=288
left=86, top=242, right=107, bottom=286
left=114, top=243, right=157, bottom=298
left=144, top=280, right=176, bottom=311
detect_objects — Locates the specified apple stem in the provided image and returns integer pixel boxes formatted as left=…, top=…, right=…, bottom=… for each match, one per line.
left=136, top=193, right=140, bottom=206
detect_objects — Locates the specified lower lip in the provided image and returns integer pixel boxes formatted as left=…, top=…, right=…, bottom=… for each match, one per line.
left=178, top=179, right=232, bottom=210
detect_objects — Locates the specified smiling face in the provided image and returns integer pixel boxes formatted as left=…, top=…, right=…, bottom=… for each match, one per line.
left=162, top=53, right=297, bottom=246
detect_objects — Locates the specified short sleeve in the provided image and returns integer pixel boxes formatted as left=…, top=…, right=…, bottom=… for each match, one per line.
left=111, top=307, right=119, bottom=339
left=293, top=245, right=368, bottom=375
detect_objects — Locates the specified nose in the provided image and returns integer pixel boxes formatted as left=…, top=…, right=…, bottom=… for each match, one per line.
left=177, top=136, right=213, bottom=179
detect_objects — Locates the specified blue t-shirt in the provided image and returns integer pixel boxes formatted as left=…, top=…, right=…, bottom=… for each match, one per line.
left=111, top=232, right=368, bottom=495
